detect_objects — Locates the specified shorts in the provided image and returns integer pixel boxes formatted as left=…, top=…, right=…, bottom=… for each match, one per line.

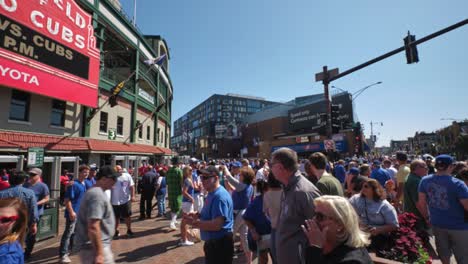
left=79, top=244, right=114, bottom=264
left=433, top=227, right=468, bottom=263
left=182, top=202, right=194, bottom=213
left=112, top=202, right=132, bottom=219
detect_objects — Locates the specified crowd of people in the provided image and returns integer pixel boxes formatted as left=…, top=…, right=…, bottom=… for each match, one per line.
left=0, top=149, right=466, bottom=264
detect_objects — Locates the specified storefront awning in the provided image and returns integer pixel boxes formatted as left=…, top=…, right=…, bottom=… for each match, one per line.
left=0, top=130, right=172, bottom=155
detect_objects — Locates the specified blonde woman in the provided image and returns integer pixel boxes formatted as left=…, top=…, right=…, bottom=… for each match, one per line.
left=301, top=195, right=372, bottom=264
left=180, top=166, right=195, bottom=246
left=0, top=197, right=28, bottom=263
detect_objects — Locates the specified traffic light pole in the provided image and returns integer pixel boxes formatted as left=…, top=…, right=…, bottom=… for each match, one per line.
left=328, top=19, right=467, bottom=83
left=322, top=66, right=332, bottom=138
left=316, top=18, right=467, bottom=139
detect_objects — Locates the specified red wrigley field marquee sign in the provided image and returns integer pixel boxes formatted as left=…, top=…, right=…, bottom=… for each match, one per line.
left=0, top=0, right=100, bottom=107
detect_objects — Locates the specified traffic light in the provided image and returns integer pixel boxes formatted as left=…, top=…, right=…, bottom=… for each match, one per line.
left=353, top=122, right=363, bottom=156
left=331, top=104, right=341, bottom=134
left=403, top=31, right=419, bottom=64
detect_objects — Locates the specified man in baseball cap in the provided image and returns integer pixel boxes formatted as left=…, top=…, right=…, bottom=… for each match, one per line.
left=24, top=167, right=49, bottom=259
left=418, top=154, right=468, bottom=263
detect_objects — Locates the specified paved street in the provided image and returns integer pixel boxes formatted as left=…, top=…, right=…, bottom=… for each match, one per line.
left=28, top=199, right=248, bottom=264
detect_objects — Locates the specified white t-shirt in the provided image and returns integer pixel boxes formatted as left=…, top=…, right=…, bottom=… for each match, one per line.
left=256, top=167, right=266, bottom=181
left=111, top=172, right=134, bottom=205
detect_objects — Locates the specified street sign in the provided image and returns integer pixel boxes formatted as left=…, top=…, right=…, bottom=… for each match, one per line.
left=27, top=147, right=44, bottom=167
left=108, top=129, right=116, bottom=140
left=315, top=68, right=339, bottom=82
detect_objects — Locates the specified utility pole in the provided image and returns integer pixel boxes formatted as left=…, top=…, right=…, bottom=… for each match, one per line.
left=315, top=66, right=339, bottom=138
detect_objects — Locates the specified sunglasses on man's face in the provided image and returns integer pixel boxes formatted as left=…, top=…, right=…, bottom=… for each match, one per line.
left=0, top=215, right=19, bottom=224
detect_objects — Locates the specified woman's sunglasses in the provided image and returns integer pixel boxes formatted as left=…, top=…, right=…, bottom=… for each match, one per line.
left=0, top=215, right=19, bottom=224
left=314, top=212, right=332, bottom=222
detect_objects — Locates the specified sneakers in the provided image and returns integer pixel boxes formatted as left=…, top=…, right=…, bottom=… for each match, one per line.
left=179, top=240, right=194, bottom=246
left=60, top=254, right=72, bottom=263
left=127, top=229, right=134, bottom=237
left=169, top=223, right=177, bottom=230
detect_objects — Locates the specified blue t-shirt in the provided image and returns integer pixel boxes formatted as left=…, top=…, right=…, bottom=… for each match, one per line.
left=200, top=186, right=233, bottom=241
left=243, top=195, right=271, bottom=235
left=418, top=175, right=468, bottom=230
left=84, top=177, right=96, bottom=190
left=64, top=180, right=87, bottom=219
left=182, top=178, right=194, bottom=203
left=192, top=170, right=200, bottom=194
left=0, top=241, right=24, bottom=264
left=334, top=165, right=346, bottom=184
left=232, top=184, right=253, bottom=210
left=371, top=168, right=391, bottom=187
left=23, top=181, right=49, bottom=216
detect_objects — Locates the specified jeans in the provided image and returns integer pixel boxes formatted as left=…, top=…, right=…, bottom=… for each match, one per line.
left=140, top=192, right=154, bottom=218
left=156, top=193, right=166, bottom=216
left=59, top=218, right=76, bottom=257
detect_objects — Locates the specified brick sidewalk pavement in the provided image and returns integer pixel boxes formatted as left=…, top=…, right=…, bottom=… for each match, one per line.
left=27, top=200, right=249, bottom=264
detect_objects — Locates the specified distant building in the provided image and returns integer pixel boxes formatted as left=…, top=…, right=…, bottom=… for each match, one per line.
left=390, top=140, right=411, bottom=153
left=241, top=92, right=358, bottom=159
left=171, top=94, right=277, bottom=158
left=412, top=132, right=438, bottom=154
left=436, top=121, right=468, bottom=159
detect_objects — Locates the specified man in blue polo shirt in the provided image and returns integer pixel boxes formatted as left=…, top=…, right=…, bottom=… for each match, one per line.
left=184, top=165, right=233, bottom=264
left=59, top=165, right=89, bottom=263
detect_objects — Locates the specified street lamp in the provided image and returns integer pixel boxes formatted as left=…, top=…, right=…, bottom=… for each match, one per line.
left=352, top=81, right=382, bottom=101
left=331, top=85, right=347, bottom=93
left=331, top=81, right=382, bottom=101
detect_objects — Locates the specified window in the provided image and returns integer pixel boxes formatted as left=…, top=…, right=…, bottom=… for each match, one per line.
left=138, top=121, right=143, bottom=139
left=99, top=112, right=108, bottom=132
left=9, top=90, right=30, bottom=121
left=160, top=131, right=164, bottom=143
left=146, top=126, right=150, bottom=140
left=117, top=116, right=124, bottom=135
left=50, top=100, right=66, bottom=126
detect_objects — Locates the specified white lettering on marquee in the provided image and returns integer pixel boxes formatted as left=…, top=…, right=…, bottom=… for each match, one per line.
left=0, top=64, right=40, bottom=86
left=0, top=0, right=17, bottom=12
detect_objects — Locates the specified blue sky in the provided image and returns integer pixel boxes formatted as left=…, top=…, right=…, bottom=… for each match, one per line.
left=122, top=0, right=468, bottom=147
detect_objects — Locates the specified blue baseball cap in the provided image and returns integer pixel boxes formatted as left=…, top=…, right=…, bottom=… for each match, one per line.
left=435, top=155, right=454, bottom=166
left=349, top=168, right=360, bottom=176
left=373, top=160, right=381, bottom=166
left=232, top=161, right=242, bottom=168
